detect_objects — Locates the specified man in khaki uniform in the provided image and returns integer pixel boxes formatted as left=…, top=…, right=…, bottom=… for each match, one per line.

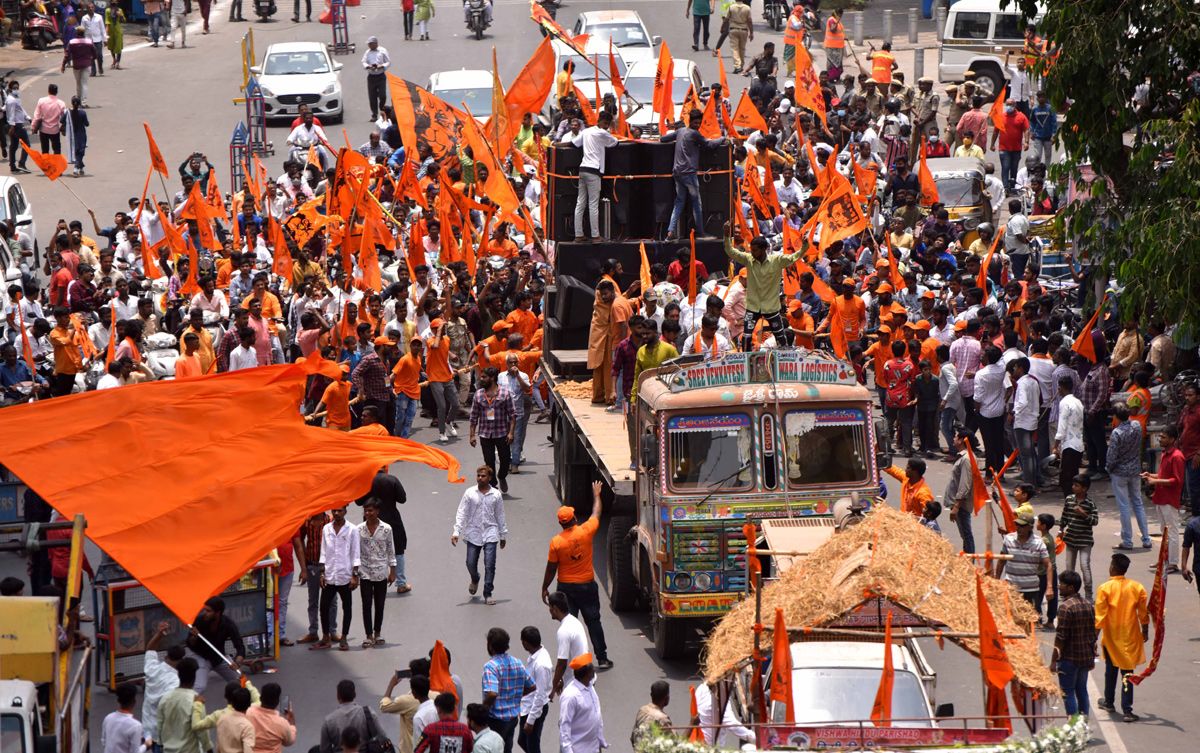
left=909, top=77, right=940, bottom=164
left=944, top=82, right=970, bottom=150
left=726, top=0, right=754, bottom=74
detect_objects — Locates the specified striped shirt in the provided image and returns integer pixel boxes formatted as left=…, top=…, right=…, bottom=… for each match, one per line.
left=1058, top=494, right=1098, bottom=549
left=1000, top=532, right=1047, bottom=592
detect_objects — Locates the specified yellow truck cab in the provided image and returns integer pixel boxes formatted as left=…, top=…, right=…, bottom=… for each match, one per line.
left=612, top=349, right=886, bottom=657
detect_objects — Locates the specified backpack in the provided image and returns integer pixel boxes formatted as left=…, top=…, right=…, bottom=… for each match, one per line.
left=359, top=706, right=395, bottom=753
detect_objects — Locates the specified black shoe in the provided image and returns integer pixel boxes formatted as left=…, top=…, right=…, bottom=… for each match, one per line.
left=498, top=477, right=508, bottom=494
left=1096, top=700, right=1115, bottom=712
left=595, top=657, right=613, bottom=669
left=692, top=44, right=699, bottom=51
left=291, top=16, right=300, bottom=22
left=1123, top=713, right=1139, bottom=723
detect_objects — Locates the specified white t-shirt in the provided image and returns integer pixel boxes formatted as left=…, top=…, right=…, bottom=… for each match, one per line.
left=229, top=344, right=258, bottom=371
left=97, top=373, right=121, bottom=390
left=555, top=614, right=589, bottom=685
left=411, top=699, right=438, bottom=745
left=1004, top=213, right=1031, bottom=255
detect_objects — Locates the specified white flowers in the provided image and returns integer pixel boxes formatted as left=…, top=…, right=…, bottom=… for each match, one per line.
left=996, top=716, right=1091, bottom=753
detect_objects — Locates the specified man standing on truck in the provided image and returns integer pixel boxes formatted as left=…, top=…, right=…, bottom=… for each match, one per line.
left=587, top=280, right=619, bottom=406
left=541, top=481, right=613, bottom=670
left=629, top=320, right=678, bottom=404
left=721, top=224, right=808, bottom=351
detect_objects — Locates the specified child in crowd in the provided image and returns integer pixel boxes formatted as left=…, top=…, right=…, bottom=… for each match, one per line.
left=920, top=499, right=943, bottom=535
left=1036, top=512, right=1059, bottom=629
left=1058, top=473, right=1099, bottom=601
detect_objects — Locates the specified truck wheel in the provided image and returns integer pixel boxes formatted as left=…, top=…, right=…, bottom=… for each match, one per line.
left=971, top=64, right=1004, bottom=103
left=653, top=610, right=688, bottom=660
left=607, top=515, right=637, bottom=611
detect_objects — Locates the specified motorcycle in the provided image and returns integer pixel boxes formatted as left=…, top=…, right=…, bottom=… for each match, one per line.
left=255, top=0, right=278, bottom=21
left=21, top=12, right=58, bottom=51
left=144, top=332, right=180, bottom=380
left=798, top=0, right=823, bottom=31
left=467, top=0, right=490, bottom=40
left=763, top=0, right=787, bottom=32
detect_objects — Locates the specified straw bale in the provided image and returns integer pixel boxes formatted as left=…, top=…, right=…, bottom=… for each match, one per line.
left=701, top=505, right=1058, bottom=695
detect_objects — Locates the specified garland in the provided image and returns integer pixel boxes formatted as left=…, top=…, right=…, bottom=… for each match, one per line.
left=634, top=716, right=1092, bottom=753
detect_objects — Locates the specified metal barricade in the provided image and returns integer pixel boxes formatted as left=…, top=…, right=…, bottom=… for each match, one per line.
left=92, top=554, right=279, bottom=689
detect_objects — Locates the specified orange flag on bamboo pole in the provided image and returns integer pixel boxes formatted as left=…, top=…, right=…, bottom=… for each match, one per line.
left=653, top=42, right=675, bottom=135
left=698, top=90, right=721, bottom=138
left=976, top=224, right=1005, bottom=292
left=917, top=137, right=939, bottom=206
left=870, top=610, right=895, bottom=726
left=21, top=144, right=68, bottom=181
left=769, top=608, right=795, bottom=724
left=105, top=303, right=117, bottom=366
left=966, top=447, right=993, bottom=514
left=992, top=479, right=1016, bottom=534
left=143, top=123, right=170, bottom=177
left=976, top=572, right=1016, bottom=689
left=1071, top=295, right=1108, bottom=363
left=718, top=55, right=729, bottom=96
left=989, top=85, right=1008, bottom=134
left=639, top=242, right=652, bottom=294
left=731, top=90, right=768, bottom=133
left=181, top=182, right=216, bottom=251
left=268, top=215, right=294, bottom=283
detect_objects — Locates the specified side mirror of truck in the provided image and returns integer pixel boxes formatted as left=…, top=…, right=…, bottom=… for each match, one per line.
left=36, top=735, right=57, bottom=753
left=874, top=418, right=891, bottom=470
left=640, top=440, right=657, bottom=471
left=934, top=703, right=955, bottom=719
left=876, top=451, right=893, bottom=470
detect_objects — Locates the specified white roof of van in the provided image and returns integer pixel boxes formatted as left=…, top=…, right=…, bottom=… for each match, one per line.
left=947, top=0, right=1046, bottom=16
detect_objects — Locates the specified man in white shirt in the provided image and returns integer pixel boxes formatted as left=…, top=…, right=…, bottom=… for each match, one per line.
left=1008, top=356, right=1043, bottom=487
left=361, top=37, right=391, bottom=122
left=96, top=360, right=122, bottom=390
left=316, top=506, right=360, bottom=651
left=1004, top=53, right=1034, bottom=113
left=1003, top=199, right=1032, bottom=279
left=288, top=111, right=331, bottom=170
left=567, top=112, right=619, bottom=242
left=451, top=466, right=507, bottom=603
left=558, top=657, right=607, bottom=753
left=101, top=684, right=144, bottom=753
left=681, top=315, right=732, bottom=357
left=143, top=622, right=183, bottom=746
left=983, top=162, right=1005, bottom=216
left=229, top=327, right=259, bottom=371
left=548, top=591, right=588, bottom=696
left=973, top=345, right=1008, bottom=478
left=693, top=681, right=753, bottom=748
left=773, top=165, right=801, bottom=207
left=518, top=626, right=553, bottom=753
left=1053, top=374, right=1085, bottom=498
left=190, top=277, right=229, bottom=318
left=79, top=4, right=108, bottom=76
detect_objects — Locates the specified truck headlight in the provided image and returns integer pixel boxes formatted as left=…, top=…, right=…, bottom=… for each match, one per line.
left=693, top=572, right=712, bottom=591
left=673, top=573, right=693, bottom=591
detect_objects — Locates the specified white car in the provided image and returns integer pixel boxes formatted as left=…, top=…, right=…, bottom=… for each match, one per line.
left=252, top=41, right=345, bottom=124
left=546, top=39, right=629, bottom=118
left=427, top=69, right=494, bottom=122
left=623, top=58, right=703, bottom=138
left=571, top=9, right=661, bottom=67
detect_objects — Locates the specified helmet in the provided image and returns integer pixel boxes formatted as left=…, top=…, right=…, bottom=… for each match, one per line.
left=884, top=98, right=901, bottom=112
left=1025, top=155, right=1039, bottom=168
left=977, top=222, right=995, bottom=237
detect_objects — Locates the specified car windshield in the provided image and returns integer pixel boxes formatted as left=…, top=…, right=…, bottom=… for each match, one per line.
left=263, top=51, right=330, bottom=75
left=623, top=75, right=696, bottom=105
left=587, top=23, right=650, bottom=48
left=935, top=176, right=982, bottom=207
left=2, top=714, right=25, bottom=753
left=783, top=409, right=871, bottom=487
left=433, top=87, right=493, bottom=116
left=773, top=668, right=932, bottom=727
left=563, top=53, right=627, bottom=80
left=667, top=414, right=754, bottom=491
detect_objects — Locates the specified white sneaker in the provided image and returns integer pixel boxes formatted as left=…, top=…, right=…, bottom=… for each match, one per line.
left=448, top=424, right=458, bottom=437
left=439, top=433, right=448, bottom=443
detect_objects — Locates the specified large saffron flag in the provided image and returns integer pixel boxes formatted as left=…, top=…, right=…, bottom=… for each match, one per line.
left=812, top=170, right=867, bottom=250
left=0, top=358, right=462, bottom=620
left=388, top=75, right=470, bottom=167
left=499, top=35, right=555, bottom=144
left=1129, top=531, right=1168, bottom=685
left=653, top=41, right=675, bottom=135
left=21, top=144, right=68, bottom=181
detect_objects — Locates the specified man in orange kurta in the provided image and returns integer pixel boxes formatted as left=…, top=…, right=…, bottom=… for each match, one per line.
left=587, top=280, right=618, bottom=404
left=883, top=458, right=934, bottom=518
left=1095, top=553, right=1149, bottom=719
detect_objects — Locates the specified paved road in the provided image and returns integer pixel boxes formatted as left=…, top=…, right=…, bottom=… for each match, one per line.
left=0, top=4, right=1190, bottom=753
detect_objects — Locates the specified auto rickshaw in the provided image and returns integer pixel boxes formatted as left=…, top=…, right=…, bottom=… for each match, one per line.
left=926, top=157, right=992, bottom=247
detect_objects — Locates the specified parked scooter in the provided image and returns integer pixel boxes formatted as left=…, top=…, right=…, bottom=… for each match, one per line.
left=21, top=12, right=58, bottom=51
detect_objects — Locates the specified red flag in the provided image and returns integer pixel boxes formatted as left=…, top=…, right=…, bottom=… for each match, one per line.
left=21, top=144, right=68, bottom=181
left=653, top=42, right=675, bottom=135
left=917, top=138, right=940, bottom=206
left=870, top=611, right=895, bottom=726
left=769, top=608, right=795, bottom=724
left=976, top=224, right=1005, bottom=293
left=966, top=448, right=993, bottom=514
left=144, top=123, right=170, bottom=177
left=1071, top=295, right=1108, bottom=363
left=731, top=90, right=768, bottom=133
left=1129, top=532, right=1169, bottom=685
left=976, top=571, right=1016, bottom=689
left=989, top=85, right=1009, bottom=134
left=687, top=230, right=697, bottom=306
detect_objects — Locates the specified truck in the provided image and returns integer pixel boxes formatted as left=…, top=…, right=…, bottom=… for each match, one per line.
left=546, top=347, right=889, bottom=658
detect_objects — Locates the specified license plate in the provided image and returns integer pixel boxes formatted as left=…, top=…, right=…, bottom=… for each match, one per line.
left=282, top=107, right=296, bottom=114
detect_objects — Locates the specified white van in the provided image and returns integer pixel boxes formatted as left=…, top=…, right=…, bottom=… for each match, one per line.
left=938, top=0, right=1045, bottom=99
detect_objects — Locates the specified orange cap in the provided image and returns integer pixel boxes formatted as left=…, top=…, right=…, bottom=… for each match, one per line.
left=373, top=336, right=393, bottom=346
left=787, top=299, right=803, bottom=313
left=877, top=324, right=892, bottom=334
left=921, top=290, right=936, bottom=299
left=914, top=320, right=932, bottom=330
left=430, top=318, right=445, bottom=330
left=556, top=506, right=576, bottom=523
left=492, top=321, right=510, bottom=332
left=876, top=282, right=893, bottom=293
left=568, top=653, right=593, bottom=670
left=953, top=320, right=968, bottom=331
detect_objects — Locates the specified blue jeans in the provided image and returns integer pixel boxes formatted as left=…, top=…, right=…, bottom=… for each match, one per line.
left=396, top=553, right=407, bottom=588
left=1057, top=657, right=1089, bottom=717
left=150, top=11, right=164, bottom=42
left=955, top=504, right=975, bottom=554
left=465, top=541, right=498, bottom=598
left=667, top=173, right=703, bottom=236
left=277, top=571, right=293, bottom=640
left=999, top=149, right=1021, bottom=192
left=1103, top=649, right=1134, bottom=715
left=1110, top=474, right=1152, bottom=548
left=940, top=407, right=957, bottom=451
left=394, top=393, right=419, bottom=438
left=1015, top=427, right=1043, bottom=485
left=517, top=709, right=546, bottom=753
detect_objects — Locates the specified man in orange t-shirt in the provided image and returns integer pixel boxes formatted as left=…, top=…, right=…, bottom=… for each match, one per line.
left=817, top=277, right=867, bottom=342
left=175, top=332, right=204, bottom=378
left=475, top=321, right=510, bottom=376
left=389, top=338, right=424, bottom=439
left=505, top=292, right=539, bottom=345
left=540, top=480, right=611, bottom=669
left=312, top=365, right=353, bottom=431
left=350, top=404, right=390, bottom=436
left=426, top=318, right=459, bottom=442
left=864, top=324, right=893, bottom=410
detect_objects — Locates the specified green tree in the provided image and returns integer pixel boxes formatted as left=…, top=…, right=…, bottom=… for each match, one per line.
left=1010, top=0, right=1200, bottom=328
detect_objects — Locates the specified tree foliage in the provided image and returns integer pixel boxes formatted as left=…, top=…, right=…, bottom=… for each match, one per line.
left=1007, top=0, right=1200, bottom=328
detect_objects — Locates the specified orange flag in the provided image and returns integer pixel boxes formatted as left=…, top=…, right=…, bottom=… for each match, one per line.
left=268, top=215, right=294, bottom=283
left=791, top=43, right=827, bottom=124
left=828, top=301, right=848, bottom=358
left=731, top=90, right=768, bottom=133
left=205, top=171, right=229, bottom=223
left=359, top=218, right=382, bottom=292
left=430, top=640, right=458, bottom=706
left=976, top=571, right=1016, bottom=689
left=992, top=479, right=1016, bottom=534
left=459, top=107, right=522, bottom=221
left=653, top=41, right=675, bottom=135
left=395, top=157, right=427, bottom=209
left=870, top=610, right=895, bottom=726
left=488, top=47, right=513, bottom=156
left=813, top=170, right=867, bottom=251
left=687, top=230, right=698, bottom=306
left=744, top=173, right=774, bottom=220
left=572, top=84, right=597, bottom=125
left=14, top=295, right=38, bottom=377
left=0, top=358, right=462, bottom=621
left=732, top=200, right=754, bottom=245
left=852, top=159, right=878, bottom=198
left=688, top=686, right=703, bottom=742
left=105, top=303, right=117, bottom=366
left=884, top=233, right=905, bottom=291
left=698, top=91, right=721, bottom=138
left=161, top=217, right=199, bottom=297
left=21, top=144, right=68, bottom=181
left=182, top=182, right=216, bottom=251
left=639, top=242, right=652, bottom=294
left=1071, top=295, right=1108, bottom=363
left=501, top=35, right=556, bottom=145
left=989, top=85, right=1008, bottom=134
left=608, top=42, right=631, bottom=138
left=762, top=158, right=782, bottom=215
left=976, top=224, right=1005, bottom=292
left=985, top=683, right=1012, bottom=733
left=917, top=138, right=939, bottom=206
left=769, top=608, right=795, bottom=724
left=718, top=55, right=729, bottom=97
left=966, top=448, right=993, bottom=514
left=143, top=123, right=170, bottom=177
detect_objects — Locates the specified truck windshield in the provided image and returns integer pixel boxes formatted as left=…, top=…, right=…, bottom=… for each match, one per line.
left=667, top=414, right=754, bottom=491
left=773, top=668, right=932, bottom=727
left=783, top=409, right=870, bottom=487
left=1, top=714, right=25, bottom=753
